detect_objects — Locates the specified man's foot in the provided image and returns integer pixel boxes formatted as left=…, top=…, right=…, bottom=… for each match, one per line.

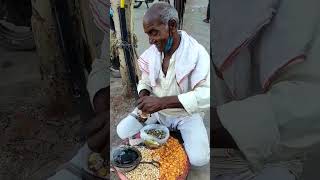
left=203, top=19, right=210, bottom=23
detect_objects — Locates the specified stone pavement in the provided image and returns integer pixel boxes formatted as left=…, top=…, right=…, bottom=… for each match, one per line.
left=133, top=0, right=210, bottom=179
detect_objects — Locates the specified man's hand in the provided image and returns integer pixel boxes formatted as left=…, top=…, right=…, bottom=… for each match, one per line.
left=137, top=96, right=165, bottom=114
left=137, top=96, right=184, bottom=114
left=87, top=87, right=109, bottom=159
left=139, top=89, right=150, bottom=98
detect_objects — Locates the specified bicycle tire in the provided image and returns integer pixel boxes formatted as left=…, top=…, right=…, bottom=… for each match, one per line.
left=134, top=2, right=143, bottom=8
left=159, top=0, right=170, bottom=4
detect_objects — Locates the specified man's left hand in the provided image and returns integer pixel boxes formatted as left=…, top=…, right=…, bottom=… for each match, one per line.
left=137, top=96, right=165, bottom=114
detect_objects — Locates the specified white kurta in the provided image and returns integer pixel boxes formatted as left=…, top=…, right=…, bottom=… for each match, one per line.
left=118, top=36, right=211, bottom=166
left=137, top=52, right=210, bottom=118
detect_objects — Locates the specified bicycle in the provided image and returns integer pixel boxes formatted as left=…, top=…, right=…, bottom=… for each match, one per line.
left=134, top=0, right=170, bottom=9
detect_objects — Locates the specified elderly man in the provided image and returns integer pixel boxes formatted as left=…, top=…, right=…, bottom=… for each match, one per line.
left=116, top=2, right=210, bottom=167
left=212, top=0, right=320, bottom=179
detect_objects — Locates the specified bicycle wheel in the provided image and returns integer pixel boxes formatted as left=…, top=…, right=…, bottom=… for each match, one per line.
left=134, top=1, right=143, bottom=8
left=159, top=0, right=170, bottom=4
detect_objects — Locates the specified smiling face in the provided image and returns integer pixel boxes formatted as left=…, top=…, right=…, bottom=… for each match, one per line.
left=143, top=16, right=170, bottom=52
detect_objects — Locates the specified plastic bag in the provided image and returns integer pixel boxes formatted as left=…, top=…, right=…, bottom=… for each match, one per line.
left=140, top=124, right=170, bottom=145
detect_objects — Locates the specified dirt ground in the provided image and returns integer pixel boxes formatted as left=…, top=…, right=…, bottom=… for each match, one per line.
left=0, top=47, right=84, bottom=180
left=110, top=77, right=136, bottom=148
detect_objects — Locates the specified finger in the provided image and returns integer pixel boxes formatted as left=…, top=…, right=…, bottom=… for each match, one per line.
left=137, top=96, right=146, bottom=104
left=142, top=104, right=151, bottom=113
left=135, top=97, right=144, bottom=107
left=137, top=98, right=142, bottom=105
left=143, top=97, right=154, bottom=104
left=139, top=93, right=145, bottom=99
left=147, top=108, right=154, bottom=114
left=137, top=101, right=145, bottom=110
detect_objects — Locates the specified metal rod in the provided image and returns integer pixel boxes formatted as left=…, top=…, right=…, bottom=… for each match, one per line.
left=118, top=5, right=139, bottom=99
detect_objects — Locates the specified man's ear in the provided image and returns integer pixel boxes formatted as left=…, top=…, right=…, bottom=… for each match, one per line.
left=168, top=19, right=178, bottom=32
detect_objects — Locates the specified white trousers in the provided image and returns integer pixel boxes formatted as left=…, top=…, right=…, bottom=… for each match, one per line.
left=117, top=112, right=210, bottom=167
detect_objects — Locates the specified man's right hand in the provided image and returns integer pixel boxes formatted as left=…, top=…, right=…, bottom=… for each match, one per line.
left=139, top=89, right=150, bottom=98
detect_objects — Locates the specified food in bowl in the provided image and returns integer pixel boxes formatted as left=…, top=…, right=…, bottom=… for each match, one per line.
left=145, top=129, right=166, bottom=139
left=140, top=124, right=170, bottom=149
left=144, top=139, right=161, bottom=149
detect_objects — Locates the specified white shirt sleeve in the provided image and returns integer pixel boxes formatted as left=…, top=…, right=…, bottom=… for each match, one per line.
left=137, top=72, right=152, bottom=94
left=177, top=72, right=210, bottom=115
left=87, top=58, right=109, bottom=107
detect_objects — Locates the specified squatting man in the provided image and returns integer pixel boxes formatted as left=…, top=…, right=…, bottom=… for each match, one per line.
left=117, top=2, right=210, bottom=167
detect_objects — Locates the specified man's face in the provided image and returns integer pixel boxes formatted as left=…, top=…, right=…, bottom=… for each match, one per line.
left=143, top=17, right=169, bottom=52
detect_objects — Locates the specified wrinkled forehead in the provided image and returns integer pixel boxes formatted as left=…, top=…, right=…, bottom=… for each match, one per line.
left=143, top=12, right=163, bottom=26
left=143, top=14, right=165, bottom=31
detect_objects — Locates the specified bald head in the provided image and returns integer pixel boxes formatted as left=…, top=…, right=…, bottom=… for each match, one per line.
left=143, top=2, right=179, bottom=26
